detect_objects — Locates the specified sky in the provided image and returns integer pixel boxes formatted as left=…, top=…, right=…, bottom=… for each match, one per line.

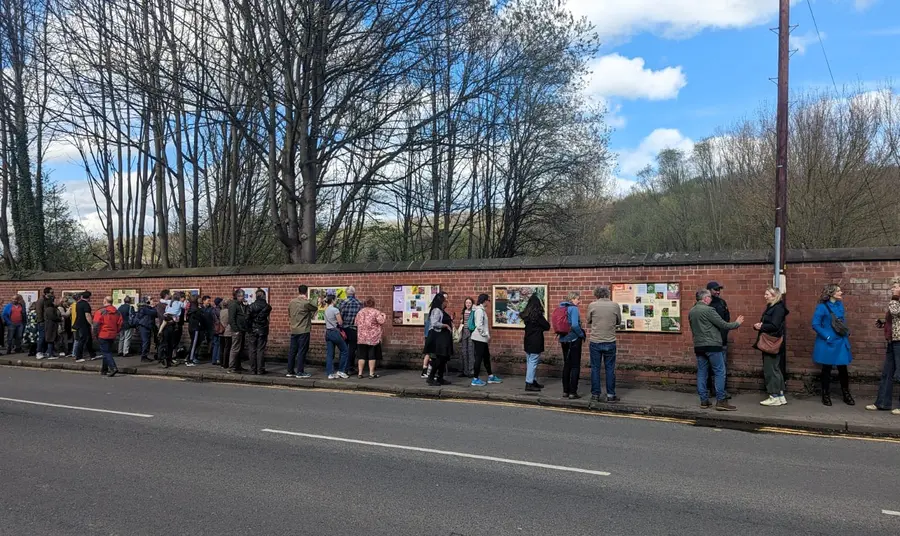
left=570, top=0, right=900, bottom=193
left=42, top=0, right=900, bottom=233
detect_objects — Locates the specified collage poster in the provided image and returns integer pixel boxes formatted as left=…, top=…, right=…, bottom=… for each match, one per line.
left=309, top=287, right=349, bottom=323
left=391, top=285, right=440, bottom=326
left=112, top=289, right=140, bottom=310
left=234, top=287, right=270, bottom=306
left=492, top=285, right=548, bottom=329
left=611, top=282, right=682, bottom=333
left=17, top=291, right=38, bottom=311
left=61, top=290, right=86, bottom=304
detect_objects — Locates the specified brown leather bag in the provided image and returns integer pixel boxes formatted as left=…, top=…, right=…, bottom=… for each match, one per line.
left=756, top=332, right=783, bottom=354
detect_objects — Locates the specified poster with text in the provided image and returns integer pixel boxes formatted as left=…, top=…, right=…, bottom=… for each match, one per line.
left=61, top=290, right=86, bottom=305
left=112, top=289, right=140, bottom=311
left=391, top=285, right=441, bottom=326
left=233, top=287, right=270, bottom=306
left=492, top=285, right=548, bottom=329
left=309, top=286, right=349, bottom=323
left=612, top=282, right=681, bottom=333
left=17, top=291, right=38, bottom=311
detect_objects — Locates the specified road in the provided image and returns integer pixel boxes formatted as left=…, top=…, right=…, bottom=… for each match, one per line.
left=1, top=366, right=898, bottom=536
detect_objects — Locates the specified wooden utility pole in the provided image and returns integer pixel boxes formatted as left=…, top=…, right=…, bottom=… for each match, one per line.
left=774, top=0, right=790, bottom=291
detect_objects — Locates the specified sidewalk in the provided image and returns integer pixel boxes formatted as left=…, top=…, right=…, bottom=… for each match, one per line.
left=2, top=352, right=898, bottom=438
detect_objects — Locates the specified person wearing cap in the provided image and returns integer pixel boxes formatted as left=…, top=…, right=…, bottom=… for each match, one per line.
left=706, top=281, right=732, bottom=398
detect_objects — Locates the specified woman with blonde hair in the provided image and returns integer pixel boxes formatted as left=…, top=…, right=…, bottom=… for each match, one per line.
left=811, top=283, right=854, bottom=406
left=754, top=287, right=788, bottom=406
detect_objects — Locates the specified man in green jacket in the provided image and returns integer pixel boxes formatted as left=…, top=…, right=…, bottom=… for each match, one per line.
left=287, top=285, right=319, bottom=378
left=689, top=288, right=744, bottom=411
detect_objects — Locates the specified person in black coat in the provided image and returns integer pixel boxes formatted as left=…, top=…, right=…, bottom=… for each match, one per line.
left=187, top=296, right=211, bottom=366
left=247, top=290, right=272, bottom=375
left=753, top=287, right=789, bottom=406
left=522, top=294, right=551, bottom=392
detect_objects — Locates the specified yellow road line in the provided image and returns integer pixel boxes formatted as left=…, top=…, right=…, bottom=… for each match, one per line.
left=756, top=426, right=900, bottom=444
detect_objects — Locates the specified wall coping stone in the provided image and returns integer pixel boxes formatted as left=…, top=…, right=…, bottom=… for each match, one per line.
left=3, top=246, right=898, bottom=282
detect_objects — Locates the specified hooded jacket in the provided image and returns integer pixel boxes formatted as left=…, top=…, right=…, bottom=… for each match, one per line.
left=92, top=305, right=123, bottom=340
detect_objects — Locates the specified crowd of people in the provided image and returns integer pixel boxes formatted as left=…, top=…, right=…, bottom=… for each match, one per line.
left=4, top=279, right=900, bottom=416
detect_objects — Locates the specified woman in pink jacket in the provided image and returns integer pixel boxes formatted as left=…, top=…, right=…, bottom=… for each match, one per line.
left=355, top=297, right=386, bottom=379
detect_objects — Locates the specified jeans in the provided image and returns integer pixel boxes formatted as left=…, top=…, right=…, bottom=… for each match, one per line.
left=696, top=350, right=726, bottom=402
left=118, top=328, right=133, bottom=355
left=37, top=323, right=46, bottom=354
left=707, top=345, right=728, bottom=395
left=98, top=338, right=117, bottom=372
left=325, top=329, right=348, bottom=375
left=45, top=341, right=55, bottom=357
left=6, top=323, right=24, bottom=352
left=525, top=353, right=540, bottom=384
left=211, top=334, right=221, bottom=364
left=875, top=342, right=900, bottom=409
left=560, top=339, right=583, bottom=395
left=139, top=326, right=152, bottom=359
left=288, top=333, right=311, bottom=375
left=589, top=342, right=617, bottom=397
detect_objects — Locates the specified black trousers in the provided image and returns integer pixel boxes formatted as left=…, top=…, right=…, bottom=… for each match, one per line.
left=473, top=340, right=492, bottom=377
left=344, top=327, right=358, bottom=373
left=220, top=336, right=232, bottom=369
left=561, top=339, right=583, bottom=395
left=248, top=332, right=268, bottom=373
left=821, top=364, right=849, bottom=394
left=427, top=355, right=448, bottom=381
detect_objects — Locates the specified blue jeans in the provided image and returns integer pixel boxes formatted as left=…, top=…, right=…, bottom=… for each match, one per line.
left=6, top=323, right=24, bottom=352
left=697, top=350, right=726, bottom=402
left=211, top=334, right=221, bottom=364
left=589, top=342, right=617, bottom=397
left=325, top=329, right=348, bottom=375
left=525, top=353, right=540, bottom=384
left=875, top=342, right=900, bottom=409
left=289, top=333, right=311, bottom=374
left=139, top=326, right=152, bottom=358
left=99, top=338, right=117, bottom=372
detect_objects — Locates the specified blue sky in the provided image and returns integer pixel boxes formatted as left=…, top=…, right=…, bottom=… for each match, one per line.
left=568, top=0, right=900, bottom=191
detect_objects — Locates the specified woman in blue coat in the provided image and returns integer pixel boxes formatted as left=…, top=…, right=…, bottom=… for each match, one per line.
left=811, top=284, right=854, bottom=407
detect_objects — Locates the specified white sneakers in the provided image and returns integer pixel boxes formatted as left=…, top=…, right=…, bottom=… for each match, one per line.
left=866, top=405, right=900, bottom=415
left=36, top=353, right=46, bottom=360
left=760, top=395, right=787, bottom=407
left=336, top=372, right=350, bottom=379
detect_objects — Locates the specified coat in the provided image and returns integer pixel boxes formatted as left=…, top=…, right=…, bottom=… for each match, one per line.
left=44, top=303, right=60, bottom=343
left=523, top=311, right=550, bottom=354
left=811, top=300, right=852, bottom=366
left=92, top=305, right=123, bottom=340
left=755, top=301, right=788, bottom=355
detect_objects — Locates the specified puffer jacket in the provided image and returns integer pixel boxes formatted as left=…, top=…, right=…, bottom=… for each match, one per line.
left=248, top=298, right=272, bottom=335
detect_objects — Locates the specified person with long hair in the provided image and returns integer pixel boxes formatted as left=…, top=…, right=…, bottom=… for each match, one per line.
left=866, top=277, right=900, bottom=415
left=812, top=284, right=854, bottom=406
left=754, top=287, right=788, bottom=406
left=522, top=294, right=550, bottom=392
left=457, top=297, right=475, bottom=378
left=355, top=297, right=386, bottom=379
left=425, top=294, right=453, bottom=386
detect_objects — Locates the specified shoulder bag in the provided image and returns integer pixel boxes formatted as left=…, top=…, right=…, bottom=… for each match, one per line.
left=823, top=302, right=850, bottom=337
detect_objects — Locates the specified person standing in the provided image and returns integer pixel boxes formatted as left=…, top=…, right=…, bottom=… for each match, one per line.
left=219, top=299, right=232, bottom=370
left=587, top=287, right=622, bottom=403
left=867, top=277, right=900, bottom=415
left=93, top=296, right=123, bottom=376
left=135, top=297, right=158, bottom=362
left=287, top=285, right=318, bottom=378
left=73, top=292, right=94, bottom=363
left=556, top=292, right=586, bottom=399
left=522, top=294, right=550, bottom=392
left=187, top=296, right=211, bottom=366
left=35, top=287, right=53, bottom=359
left=323, top=294, right=350, bottom=379
left=457, top=297, right=475, bottom=378
left=209, top=298, right=223, bottom=365
left=425, top=294, right=453, bottom=386
left=227, top=290, right=250, bottom=373
left=812, top=284, right=854, bottom=407
left=116, top=296, right=135, bottom=357
left=689, top=288, right=744, bottom=411
left=470, top=293, right=501, bottom=386
left=338, top=286, right=361, bottom=375
left=3, top=295, right=26, bottom=355
left=356, top=297, right=386, bottom=379
left=754, top=287, right=789, bottom=407
left=706, top=282, right=731, bottom=398
left=43, top=295, right=61, bottom=360
left=247, top=289, right=271, bottom=375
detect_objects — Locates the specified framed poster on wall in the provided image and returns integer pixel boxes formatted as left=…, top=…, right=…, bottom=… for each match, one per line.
left=612, top=282, right=681, bottom=333
left=112, top=289, right=140, bottom=310
left=171, top=288, right=201, bottom=299
left=308, top=286, right=349, bottom=324
left=61, top=290, right=86, bottom=304
left=233, top=287, right=270, bottom=305
left=492, top=285, right=548, bottom=329
left=391, top=285, right=441, bottom=326
left=17, top=291, right=38, bottom=311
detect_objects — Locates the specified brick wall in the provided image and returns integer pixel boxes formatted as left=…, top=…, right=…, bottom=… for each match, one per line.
left=4, top=247, right=898, bottom=392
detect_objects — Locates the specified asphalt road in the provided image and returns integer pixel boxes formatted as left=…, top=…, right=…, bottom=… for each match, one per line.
left=2, top=366, right=899, bottom=536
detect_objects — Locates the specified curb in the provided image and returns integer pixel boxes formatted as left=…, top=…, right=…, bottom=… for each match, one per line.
left=3, top=357, right=898, bottom=439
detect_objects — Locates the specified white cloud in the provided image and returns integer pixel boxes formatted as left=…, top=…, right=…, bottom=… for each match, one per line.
left=790, top=31, right=823, bottom=55
left=855, top=0, right=878, bottom=10
left=567, top=0, right=795, bottom=41
left=616, top=128, right=695, bottom=176
left=612, top=176, right=638, bottom=197
left=586, top=54, right=687, bottom=101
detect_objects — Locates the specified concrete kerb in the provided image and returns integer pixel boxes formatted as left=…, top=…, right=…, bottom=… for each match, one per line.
left=3, top=357, right=899, bottom=439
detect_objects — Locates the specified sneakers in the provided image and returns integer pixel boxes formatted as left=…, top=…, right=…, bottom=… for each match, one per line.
left=760, top=395, right=784, bottom=407
left=700, top=400, right=712, bottom=409
left=778, top=395, right=787, bottom=405
left=525, top=383, right=542, bottom=392
left=75, top=358, right=86, bottom=363
left=297, top=373, right=312, bottom=379
left=487, top=375, right=503, bottom=384
left=471, top=378, right=486, bottom=386
left=286, top=373, right=296, bottom=378
left=185, top=362, right=196, bottom=367
left=36, top=353, right=46, bottom=360
left=590, top=395, right=602, bottom=402
left=328, top=373, right=338, bottom=379
left=892, top=409, right=900, bottom=416
left=47, top=355, right=59, bottom=360
left=607, top=396, right=620, bottom=403
left=336, top=371, right=350, bottom=379
left=421, top=369, right=429, bottom=378
left=715, top=400, right=737, bottom=411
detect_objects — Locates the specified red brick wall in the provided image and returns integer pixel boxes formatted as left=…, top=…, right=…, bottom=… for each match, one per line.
left=5, top=257, right=898, bottom=390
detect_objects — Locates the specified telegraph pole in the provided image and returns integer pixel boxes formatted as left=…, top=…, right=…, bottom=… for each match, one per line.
left=774, top=0, right=790, bottom=291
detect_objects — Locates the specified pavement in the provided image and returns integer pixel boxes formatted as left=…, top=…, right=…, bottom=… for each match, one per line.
left=2, top=366, right=900, bottom=535
left=1, top=350, right=899, bottom=438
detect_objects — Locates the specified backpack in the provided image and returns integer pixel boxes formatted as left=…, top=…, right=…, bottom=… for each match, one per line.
left=467, top=309, right=477, bottom=332
left=128, top=308, right=140, bottom=329
left=551, top=305, right=571, bottom=335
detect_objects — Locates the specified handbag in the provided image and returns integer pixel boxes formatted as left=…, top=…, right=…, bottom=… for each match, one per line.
left=823, top=302, right=850, bottom=337
left=452, top=323, right=463, bottom=343
left=756, top=333, right=783, bottom=354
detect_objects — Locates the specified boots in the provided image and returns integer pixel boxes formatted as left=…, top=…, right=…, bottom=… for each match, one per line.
left=841, top=388, right=855, bottom=406
left=822, top=392, right=832, bottom=406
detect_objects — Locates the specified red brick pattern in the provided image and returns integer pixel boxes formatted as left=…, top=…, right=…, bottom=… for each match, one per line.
left=6, top=260, right=899, bottom=388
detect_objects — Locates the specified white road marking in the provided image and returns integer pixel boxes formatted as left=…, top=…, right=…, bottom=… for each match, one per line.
left=0, top=397, right=154, bottom=418
left=262, top=429, right=611, bottom=476
left=883, top=510, right=900, bottom=517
